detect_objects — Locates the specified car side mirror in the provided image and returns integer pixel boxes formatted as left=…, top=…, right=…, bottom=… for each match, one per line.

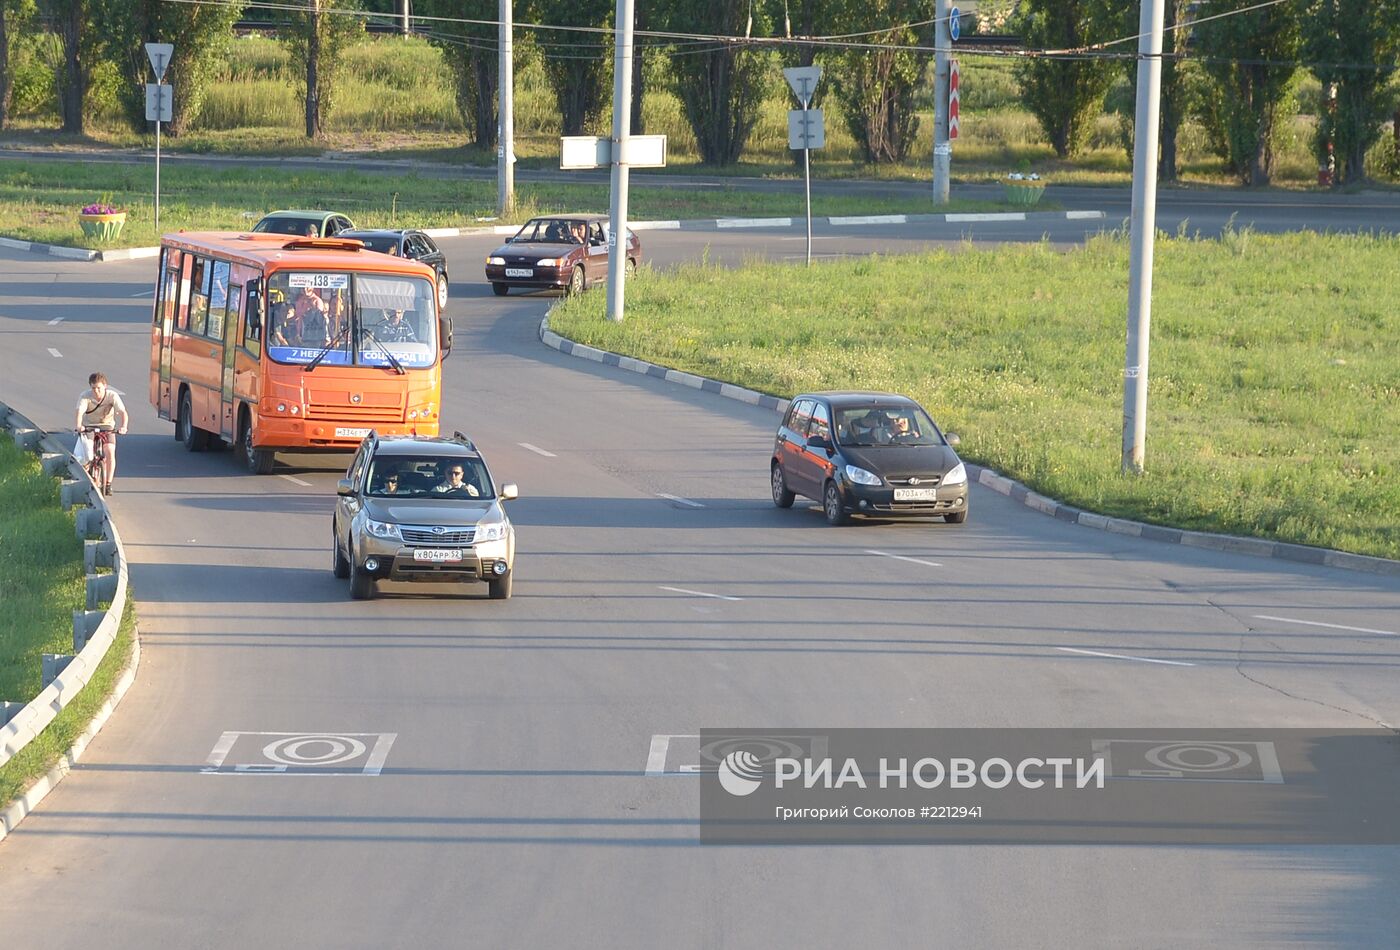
left=337, top=478, right=354, bottom=496
left=807, top=435, right=832, bottom=453
left=500, top=483, right=518, bottom=501
left=439, top=316, right=452, bottom=356
left=945, top=432, right=961, bottom=447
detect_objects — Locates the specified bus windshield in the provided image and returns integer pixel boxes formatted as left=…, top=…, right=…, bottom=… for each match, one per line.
left=265, top=271, right=437, bottom=369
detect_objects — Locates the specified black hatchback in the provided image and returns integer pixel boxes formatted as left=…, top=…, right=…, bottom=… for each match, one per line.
left=770, top=392, right=969, bottom=525
left=340, top=229, right=451, bottom=310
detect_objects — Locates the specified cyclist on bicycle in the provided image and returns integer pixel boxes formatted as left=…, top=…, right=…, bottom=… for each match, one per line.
left=75, top=371, right=129, bottom=496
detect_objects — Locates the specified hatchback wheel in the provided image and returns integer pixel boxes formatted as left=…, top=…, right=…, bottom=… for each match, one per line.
left=771, top=463, right=795, bottom=508
left=944, top=510, right=968, bottom=524
left=437, top=273, right=449, bottom=309
left=823, top=481, right=849, bottom=526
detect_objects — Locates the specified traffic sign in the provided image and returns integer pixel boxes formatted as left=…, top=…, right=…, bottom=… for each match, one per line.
left=948, top=59, right=961, bottom=140
left=560, top=134, right=667, bottom=169
left=145, top=83, right=172, bottom=123
left=949, top=7, right=960, bottom=42
left=787, top=108, right=825, bottom=150
left=145, top=42, right=174, bottom=82
left=783, top=65, right=822, bottom=108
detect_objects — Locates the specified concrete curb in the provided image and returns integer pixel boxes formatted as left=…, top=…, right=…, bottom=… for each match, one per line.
left=4, top=209, right=1107, bottom=263
left=536, top=316, right=1400, bottom=579
left=0, top=399, right=140, bottom=841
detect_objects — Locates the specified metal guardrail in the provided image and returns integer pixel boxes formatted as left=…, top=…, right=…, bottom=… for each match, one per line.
left=0, top=400, right=130, bottom=772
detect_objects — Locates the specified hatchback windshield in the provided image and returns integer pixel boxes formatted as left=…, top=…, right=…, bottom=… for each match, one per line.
left=265, top=271, right=437, bottom=368
left=254, top=217, right=321, bottom=236
left=367, top=455, right=495, bottom=499
left=512, top=218, right=584, bottom=244
left=836, top=405, right=944, bottom=447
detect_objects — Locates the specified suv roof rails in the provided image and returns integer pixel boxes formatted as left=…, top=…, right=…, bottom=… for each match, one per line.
left=451, top=430, right=475, bottom=451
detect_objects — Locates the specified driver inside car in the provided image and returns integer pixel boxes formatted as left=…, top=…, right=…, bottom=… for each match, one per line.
left=433, top=462, right=479, bottom=497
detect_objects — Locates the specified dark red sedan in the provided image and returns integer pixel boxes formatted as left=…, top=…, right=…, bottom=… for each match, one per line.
left=484, top=214, right=642, bottom=296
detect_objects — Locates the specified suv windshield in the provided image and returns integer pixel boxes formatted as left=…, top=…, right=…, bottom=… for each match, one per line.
left=367, top=455, right=495, bottom=499
left=265, top=271, right=437, bottom=368
left=836, top=405, right=944, bottom=447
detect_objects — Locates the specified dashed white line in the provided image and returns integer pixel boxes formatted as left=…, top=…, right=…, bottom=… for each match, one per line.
left=1252, top=615, right=1396, bottom=637
left=518, top=442, right=557, bottom=457
left=657, top=492, right=704, bottom=508
left=866, top=549, right=943, bottom=568
left=47, top=317, right=64, bottom=326
left=47, top=347, right=62, bottom=358
left=1056, top=647, right=1195, bottom=667
left=129, top=289, right=152, bottom=297
left=277, top=473, right=312, bottom=488
left=659, top=586, right=743, bottom=602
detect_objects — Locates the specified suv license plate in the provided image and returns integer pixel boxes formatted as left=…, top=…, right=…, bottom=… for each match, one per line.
left=413, top=548, right=463, bottom=563
left=893, top=488, right=938, bottom=501
left=504, top=267, right=533, bottom=278
left=335, top=427, right=371, bottom=439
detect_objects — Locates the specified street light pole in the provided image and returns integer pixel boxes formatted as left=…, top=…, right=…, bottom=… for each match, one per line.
left=932, top=0, right=951, bottom=204
left=498, top=0, right=514, bottom=215
left=606, top=0, right=635, bottom=322
left=1122, top=0, right=1165, bottom=474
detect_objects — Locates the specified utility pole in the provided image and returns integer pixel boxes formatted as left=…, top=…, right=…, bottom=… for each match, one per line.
left=931, top=0, right=950, bottom=204
left=1122, top=0, right=1165, bottom=474
left=400, top=0, right=410, bottom=35
left=498, top=0, right=514, bottom=215
left=605, top=0, right=635, bottom=322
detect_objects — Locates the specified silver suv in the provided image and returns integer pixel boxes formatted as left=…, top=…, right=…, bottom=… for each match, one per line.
left=333, top=432, right=518, bottom=600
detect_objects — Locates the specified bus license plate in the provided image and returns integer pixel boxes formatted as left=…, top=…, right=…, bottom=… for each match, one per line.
left=335, top=427, right=371, bottom=439
left=504, top=267, right=533, bottom=278
left=413, top=549, right=462, bottom=563
left=893, top=488, right=938, bottom=501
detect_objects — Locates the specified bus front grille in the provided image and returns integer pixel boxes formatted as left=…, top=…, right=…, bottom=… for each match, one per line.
left=306, top=404, right=403, bottom=423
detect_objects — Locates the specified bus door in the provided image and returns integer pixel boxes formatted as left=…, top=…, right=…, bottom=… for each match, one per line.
left=156, top=249, right=183, bottom=419
left=219, top=281, right=240, bottom=441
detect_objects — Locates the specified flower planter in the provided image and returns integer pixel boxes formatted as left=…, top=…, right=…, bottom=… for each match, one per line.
left=78, top=211, right=127, bottom=243
left=1002, top=182, right=1046, bottom=207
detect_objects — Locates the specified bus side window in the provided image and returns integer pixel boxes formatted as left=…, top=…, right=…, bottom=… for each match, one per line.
left=206, top=260, right=230, bottom=340
left=228, top=284, right=244, bottom=347
left=244, top=279, right=263, bottom=347
left=189, top=257, right=210, bottom=335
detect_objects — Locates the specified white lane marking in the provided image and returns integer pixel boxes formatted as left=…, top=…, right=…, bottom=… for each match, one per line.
left=201, top=730, right=241, bottom=772
left=129, top=289, right=152, bottom=297
left=946, top=212, right=1026, bottom=223
left=518, top=442, right=557, bottom=457
left=47, top=316, right=64, bottom=325
left=829, top=214, right=908, bottom=226
left=277, top=473, right=312, bottom=487
left=1252, top=615, right=1397, bottom=637
left=657, top=492, right=704, bottom=508
left=47, top=347, right=62, bottom=358
left=645, top=735, right=672, bottom=776
left=1057, top=647, right=1195, bottom=667
left=717, top=217, right=794, bottom=228
left=659, top=586, right=743, bottom=602
left=866, top=549, right=943, bottom=568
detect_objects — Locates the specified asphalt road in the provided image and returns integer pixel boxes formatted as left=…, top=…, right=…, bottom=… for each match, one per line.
left=0, top=226, right=1398, bottom=948
left=5, top=145, right=1400, bottom=237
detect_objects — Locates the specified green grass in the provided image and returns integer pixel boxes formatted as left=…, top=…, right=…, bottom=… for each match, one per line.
left=551, top=229, right=1400, bottom=561
left=0, top=433, right=137, bottom=810
left=0, top=159, right=1029, bottom=249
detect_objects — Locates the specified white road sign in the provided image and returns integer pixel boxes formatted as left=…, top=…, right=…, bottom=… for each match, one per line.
left=788, top=108, right=825, bottom=150
left=145, top=83, right=172, bottom=123
left=145, top=42, right=174, bottom=82
left=783, top=65, right=822, bottom=107
left=560, top=134, right=667, bottom=169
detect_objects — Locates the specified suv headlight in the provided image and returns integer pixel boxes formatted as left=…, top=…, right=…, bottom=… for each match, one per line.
left=942, top=462, right=967, bottom=487
left=475, top=521, right=508, bottom=543
left=844, top=464, right=881, bottom=487
left=486, top=256, right=505, bottom=265
left=365, top=519, right=402, bottom=541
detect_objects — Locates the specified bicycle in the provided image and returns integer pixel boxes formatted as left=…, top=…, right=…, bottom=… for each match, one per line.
left=81, top=425, right=115, bottom=497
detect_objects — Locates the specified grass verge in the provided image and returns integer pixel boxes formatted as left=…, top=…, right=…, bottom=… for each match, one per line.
left=552, top=229, right=1400, bottom=561
left=0, top=433, right=137, bottom=810
left=0, top=159, right=1029, bottom=249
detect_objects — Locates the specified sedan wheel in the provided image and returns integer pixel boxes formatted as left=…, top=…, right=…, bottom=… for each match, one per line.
left=823, top=481, right=849, bottom=526
left=567, top=266, right=585, bottom=296
left=492, top=283, right=509, bottom=297
left=771, top=463, right=795, bottom=509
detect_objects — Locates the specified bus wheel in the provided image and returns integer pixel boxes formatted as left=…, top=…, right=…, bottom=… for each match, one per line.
left=239, top=415, right=274, bottom=475
left=178, top=390, right=210, bottom=452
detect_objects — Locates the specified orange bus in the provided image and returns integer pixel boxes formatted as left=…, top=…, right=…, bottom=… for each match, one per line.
left=149, top=232, right=450, bottom=473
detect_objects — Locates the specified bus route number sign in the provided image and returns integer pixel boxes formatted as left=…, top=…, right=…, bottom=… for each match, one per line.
left=289, top=273, right=349, bottom=290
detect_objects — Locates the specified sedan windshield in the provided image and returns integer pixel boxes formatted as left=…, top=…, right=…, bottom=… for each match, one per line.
left=512, top=218, right=584, bottom=244
left=836, top=406, right=945, bottom=447
left=265, top=271, right=437, bottom=368
left=367, top=455, right=495, bottom=499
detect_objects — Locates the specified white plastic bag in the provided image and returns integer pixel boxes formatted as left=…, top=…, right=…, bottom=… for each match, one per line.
left=74, top=432, right=93, bottom=465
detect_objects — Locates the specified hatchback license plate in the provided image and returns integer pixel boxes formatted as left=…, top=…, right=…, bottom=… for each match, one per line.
left=894, top=488, right=938, bottom=501
left=504, top=267, right=534, bottom=278
left=413, top=548, right=462, bottom=562
left=335, top=427, right=371, bottom=439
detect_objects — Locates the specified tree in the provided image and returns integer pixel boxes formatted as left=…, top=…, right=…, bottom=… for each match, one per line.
left=525, top=0, right=612, bottom=136
left=1192, top=0, right=1302, bottom=185
left=285, top=0, right=364, bottom=139
left=0, top=0, right=37, bottom=129
left=1100, top=0, right=1190, bottom=181
left=767, top=0, right=835, bottom=166
left=100, top=0, right=244, bottom=136
left=39, top=0, right=96, bottom=132
left=653, top=0, right=774, bottom=165
left=1298, top=0, right=1400, bottom=185
left=826, top=0, right=932, bottom=164
left=416, top=0, right=496, bottom=147
left=1012, top=0, right=1117, bottom=158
